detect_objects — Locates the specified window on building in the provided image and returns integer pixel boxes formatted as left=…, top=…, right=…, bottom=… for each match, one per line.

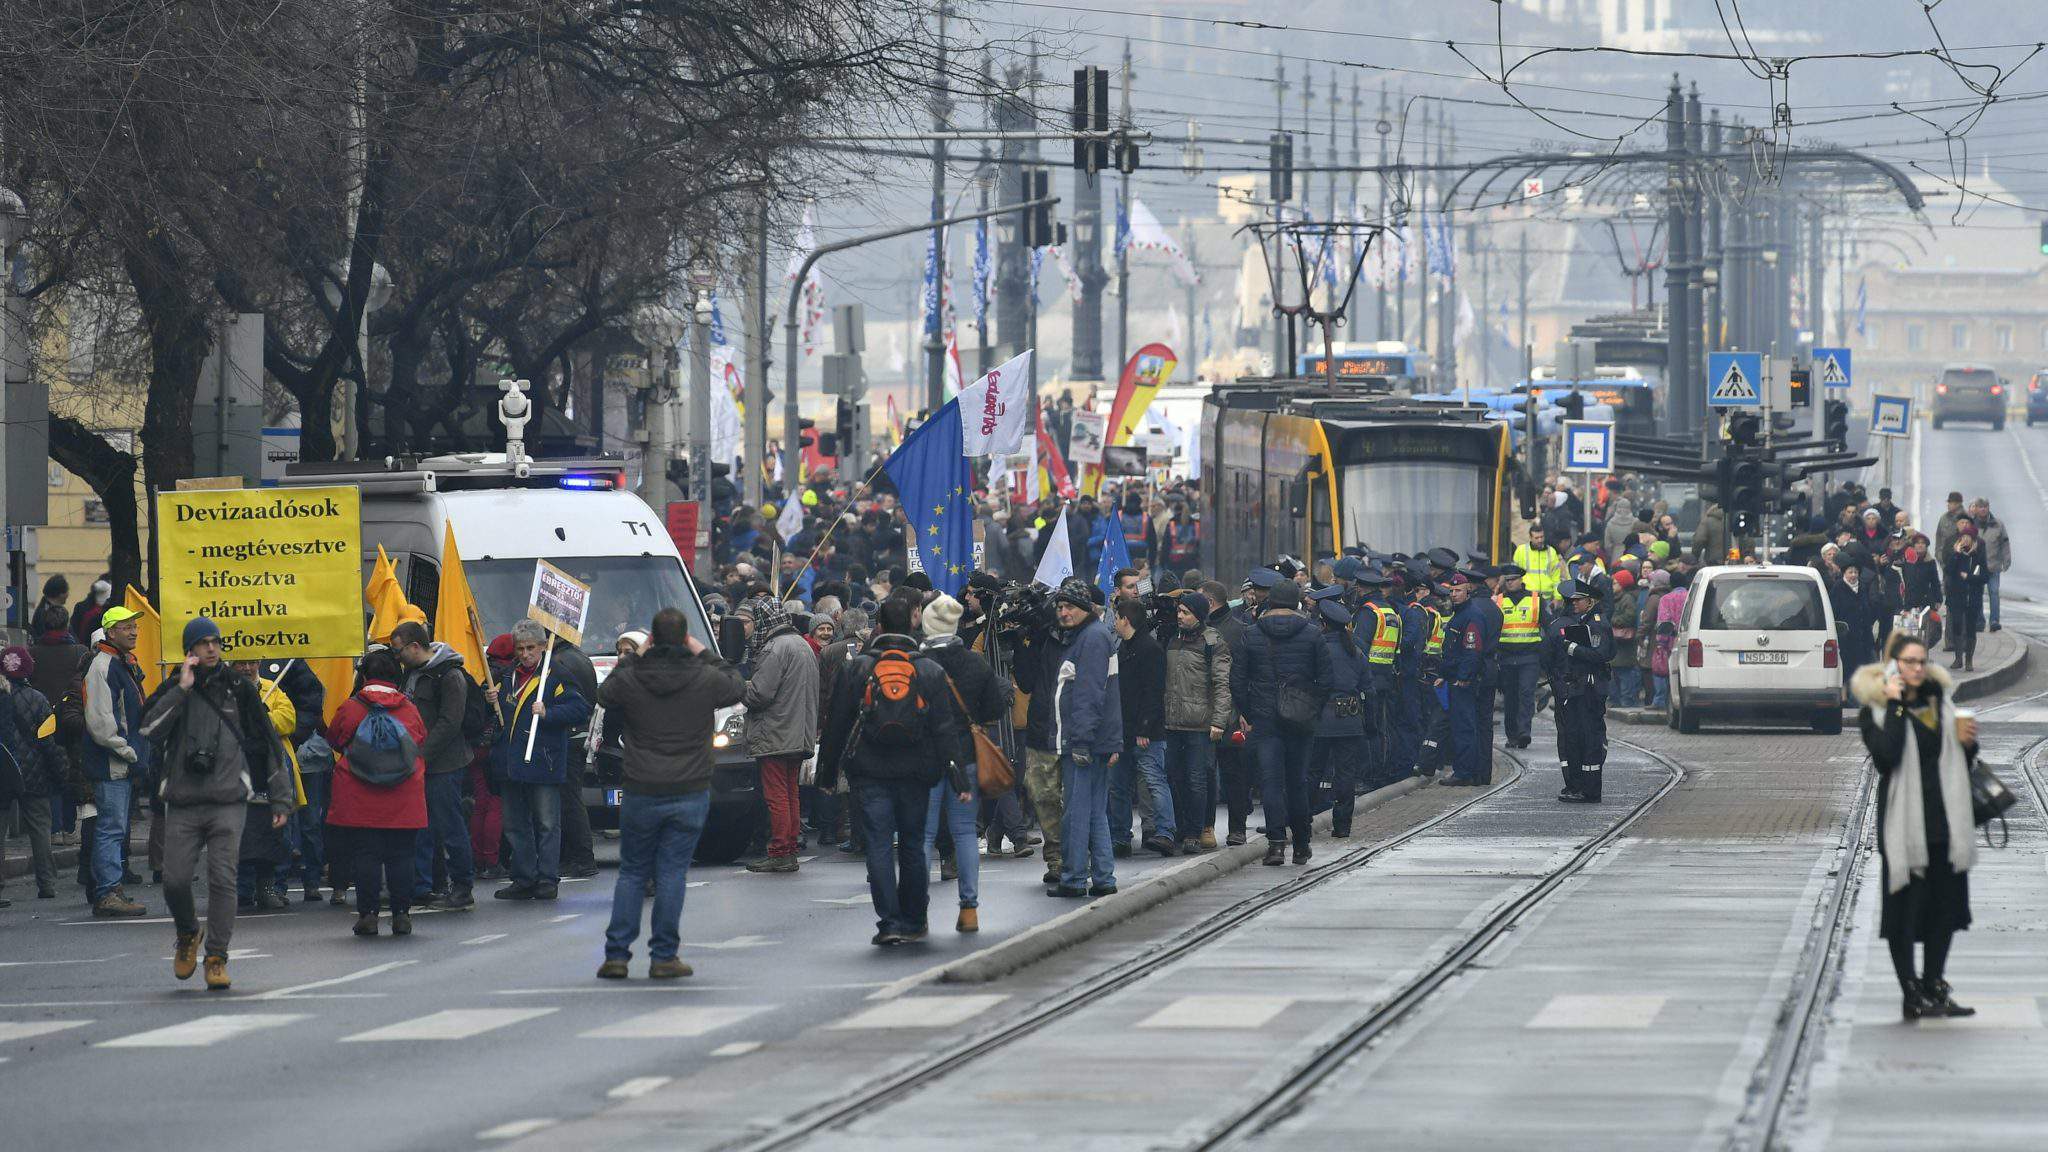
left=2040, top=325, right=2048, bottom=352
left=1996, top=325, right=2015, bottom=353
left=1951, top=322, right=1971, bottom=351
left=1906, top=323, right=1925, bottom=352
left=1865, top=323, right=1881, bottom=349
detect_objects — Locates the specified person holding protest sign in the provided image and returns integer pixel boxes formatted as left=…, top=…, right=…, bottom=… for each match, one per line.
left=486, top=619, right=590, bottom=901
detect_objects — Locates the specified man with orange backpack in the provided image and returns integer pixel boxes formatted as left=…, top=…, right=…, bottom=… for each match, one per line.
left=817, top=591, right=970, bottom=946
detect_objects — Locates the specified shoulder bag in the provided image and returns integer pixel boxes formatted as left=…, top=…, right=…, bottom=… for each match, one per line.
left=945, top=675, right=1013, bottom=794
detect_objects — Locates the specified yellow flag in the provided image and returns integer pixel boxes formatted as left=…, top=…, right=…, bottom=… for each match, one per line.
left=435, top=521, right=490, bottom=684
left=305, top=657, right=355, bottom=726
left=122, top=586, right=165, bottom=696
left=365, top=544, right=411, bottom=645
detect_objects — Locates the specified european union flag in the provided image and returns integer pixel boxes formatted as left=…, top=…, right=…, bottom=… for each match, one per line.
left=1096, top=511, right=1131, bottom=597
left=883, top=398, right=977, bottom=597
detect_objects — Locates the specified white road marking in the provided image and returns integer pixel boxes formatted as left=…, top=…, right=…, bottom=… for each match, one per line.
left=827, top=994, right=1008, bottom=1030
left=98, top=1014, right=308, bottom=1049
left=2009, top=426, right=2048, bottom=512
left=547, top=913, right=580, bottom=924
left=0, top=1020, right=93, bottom=1043
left=711, top=1041, right=761, bottom=1057
left=812, top=895, right=871, bottom=906
left=59, top=916, right=177, bottom=926
left=0, top=955, right=129, bottom=967
left=684, top=935, right=778, bottom=951
left=251, top=960, right=416, bottom=1002
left=460, top=933, right=509, bottom=946
left=1136, top=995, right=1300, bottom=1030
left=1526, top=994, right=1669, bottom=1030
left=578, top=1005, right=766, bottom=1040
left=494, top=986, right=732, bottom=995
left=341, top=1008, right=556, bottom=1042
left=477, top=1119, right=555, bottom=1140
left=606, top=1076, right=671, bottom=1099
left=157, top=948, right=266, bottom=962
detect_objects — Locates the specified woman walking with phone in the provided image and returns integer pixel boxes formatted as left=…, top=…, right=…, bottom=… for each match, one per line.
left=1853, top=632, right=1977, bottom=1020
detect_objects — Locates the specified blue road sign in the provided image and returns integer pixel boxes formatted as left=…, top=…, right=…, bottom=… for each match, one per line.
left=1871, top=393, right=1912, bottom=438
left=1708, top=352, right=1764, bottom=407
left=1813, top=347, right=1852, bottom=391
left=1560, top=420, right=1615, bottom=473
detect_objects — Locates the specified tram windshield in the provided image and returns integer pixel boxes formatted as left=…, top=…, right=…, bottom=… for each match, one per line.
left=1341, top=461, right=1486, bottom=555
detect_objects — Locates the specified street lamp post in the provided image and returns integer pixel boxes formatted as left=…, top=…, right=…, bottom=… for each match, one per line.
left=688, top=259, right=716, bottom=576
left=0, top=185, right=25, bottom=544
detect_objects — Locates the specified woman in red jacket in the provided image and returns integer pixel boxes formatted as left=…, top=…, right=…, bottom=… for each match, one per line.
left=326, top=649, right=429, bottom=938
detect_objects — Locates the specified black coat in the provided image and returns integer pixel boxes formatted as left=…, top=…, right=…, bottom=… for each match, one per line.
left=817, top=633, right=968, bottom=788
left=920, top=636, right=1014, bottom=728
left=1117, top=630, right=1166, bottom=742
left=1943, top=546, right=1988, bottom=622
left=1315, top=630, right=1367, bottom=738
left=1229, top=611, right=1332, bottom=729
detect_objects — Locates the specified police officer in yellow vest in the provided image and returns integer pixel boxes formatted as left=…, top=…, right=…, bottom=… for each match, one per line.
left=1395, top=568, right=1438, bottom=783
left=1494, top=564, right=1549, bottom=750
left=1354, top=569, right=1402, bottom=788
left=1513, top=525, right=1566, bottom=602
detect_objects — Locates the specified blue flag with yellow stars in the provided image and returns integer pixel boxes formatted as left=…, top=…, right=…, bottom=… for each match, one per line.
left=883, top=397, right=976, bottom=597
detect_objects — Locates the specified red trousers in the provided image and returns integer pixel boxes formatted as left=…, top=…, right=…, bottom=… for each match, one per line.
left=759, top=756, right=803, bottom=858
left=468, top=759, right=502, bottom=866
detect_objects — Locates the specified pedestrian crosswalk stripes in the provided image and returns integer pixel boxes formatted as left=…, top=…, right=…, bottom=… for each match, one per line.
left=1136, top=995, right=1299, bottom=1030
left=341, top=1008, right=556, bottom=1042
left=827, top=994, right=1008, bottom=1030
left=97, top=1014, right=309, bottom=1048
left=0, top=1020, right=93, bottom=1043
left=1525, top=994, right=1668, bottom=1030
left=577, top=1005, right=766, bottom=1039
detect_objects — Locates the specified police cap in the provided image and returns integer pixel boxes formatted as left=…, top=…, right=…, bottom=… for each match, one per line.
left=1426, top=547, right=1461, bottom=570
left=1248, top=567, right=1285, bottom=590
left=1318, top=600, right=1354, bottom=627
left=1332, top=555, right=1363, bottom=581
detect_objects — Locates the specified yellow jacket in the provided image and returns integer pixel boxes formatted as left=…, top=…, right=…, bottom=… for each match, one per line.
left=1513, top=543, right=1565, bottom=599
left=258, top=677, right=307, bottom=808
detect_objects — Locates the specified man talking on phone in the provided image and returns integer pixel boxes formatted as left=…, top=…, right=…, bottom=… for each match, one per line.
left=1546, top=580, right=1614, bottom=804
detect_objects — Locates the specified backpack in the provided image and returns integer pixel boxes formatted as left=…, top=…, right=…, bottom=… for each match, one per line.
left=56, top=665, right=92, bottom=745
left=454, top=668, right=497, bottom=746
left=859, top=647, right=932, bottom=750
left=344, top=698, right=419, bottom=786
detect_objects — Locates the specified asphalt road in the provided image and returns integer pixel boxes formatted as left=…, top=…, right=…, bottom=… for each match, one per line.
left=0, top=826, right=1179, bottom=1152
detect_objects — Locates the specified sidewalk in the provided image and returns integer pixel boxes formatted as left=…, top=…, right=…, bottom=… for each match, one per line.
left=1, top=811, right=147, bottom=886
left=1611, top=625, right=2029, bottom=727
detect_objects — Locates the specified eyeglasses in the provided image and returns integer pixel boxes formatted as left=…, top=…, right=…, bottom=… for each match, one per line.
left=1896, top=657, right=1926, bottom=667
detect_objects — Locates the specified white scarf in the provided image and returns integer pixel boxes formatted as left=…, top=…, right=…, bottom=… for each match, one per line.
left=1874, top=692, right=1976, bottom=894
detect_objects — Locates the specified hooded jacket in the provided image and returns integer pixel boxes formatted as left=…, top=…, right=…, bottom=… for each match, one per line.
left=325, top=681, right=428, bottom=829
left=140, top=663, right=290, bottom=812
left=599, top=643, right=746, bottom=795
left=1117, top=627, right=1166, bottom=742
left=1163, top=625, right=1232, bottom=732
left=920, top=635, right=1014, bottom=729
left=1230, top=610, right=1332, bottom=729
left=4, top=678, right=62, bottom=798
left=401, top=642, right=472, bottom=775
left=816, top=632, right=969, bottom=787
left=1054, top=615, right=1122, bottom=757
left=743, top=624, right=820, bottom=759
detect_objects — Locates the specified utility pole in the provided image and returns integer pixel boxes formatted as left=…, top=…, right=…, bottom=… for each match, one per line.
left=922, top=6, right=952, bottom=411
left=1834, top=217, right=1848, bottom=348
left=1417, top=100, right=1432, bottom=380
left=1478, top=224, right=1490, bottom=390
left=975, top=54, right=994, bottom=377
left=1706, top=110, right=1725, bottom=357
left=1347, top=76, right=1360, bottom=228
left=1184, top=218, right=1200, bottom=366
left=1116, top=38, right=1134, bottom=375
left=1808, top=203, right=1825, bottom=360
left=1517, top=228, right=1529, bottom=371
left=688, top=274, right=715, bottom=574
left=1073, top=71, right=1107, bottom=380
left=1271, top=57, right=1288, bottom=376
left=1440, top=115, right=1457, bottom=392
left=1375, top=85, right=1389, bottom=342
left=743, top=192, right=769, bottom=509
left=1684, top=84, right=1705, bottom=431
left=1299, top=64, right=1313, bottom=228
left=1663, top=76, right=1690, bottom=437
left=995, top=60, right=1032, bottom=366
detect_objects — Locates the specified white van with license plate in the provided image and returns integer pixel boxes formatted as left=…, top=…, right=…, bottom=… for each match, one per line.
left=1669, top=564, right=1842, bottom=734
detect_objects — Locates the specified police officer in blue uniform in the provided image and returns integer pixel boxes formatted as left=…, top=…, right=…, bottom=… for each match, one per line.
left=1439, top=573, right=1490, bottom=786
left=1311, top=598, right=1369, bottom=834
left=1394, top=569, right=1434, bottom=785
left=1412, top=576, right=1453, bottom=778
left=1546, top=578, right=1615, bottom=803
left=1493, top=563, right=1548, bottom=750
left=1465, top=566, right=1504, bottom=784
left=1353, top=568, right=1401, bottom=788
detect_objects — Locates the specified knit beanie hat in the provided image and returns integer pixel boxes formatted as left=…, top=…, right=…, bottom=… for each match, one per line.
left=0, top=645, right=32, bottom=680
left=1178, top=592, right=1211, bottom=625
left=923, top=594, right=965, bottom=637
left=182, top=616, right=223, bottom=653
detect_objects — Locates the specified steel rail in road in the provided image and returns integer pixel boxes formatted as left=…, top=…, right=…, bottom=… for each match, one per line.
left=1192, top=738, right=1686, bottom=1151
left=718, top=759, right=1530, bottom=1152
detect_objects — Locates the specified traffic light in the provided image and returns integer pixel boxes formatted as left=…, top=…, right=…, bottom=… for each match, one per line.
left=1020, top=168, right=1053, bottom=248
left=2039, top=220, right=2048, bottom=255
left=1726, top=410, right=1763, bottom=449
left=1824, top=398, right=1849, bottom=449
left=1073, top=66, right=1109, bottom=174
left=1729, top=451, right=1763, bottom=536
left=1788, top=368, right=1811, bottom=409
left=1268, top=132, right=1294, bottom=202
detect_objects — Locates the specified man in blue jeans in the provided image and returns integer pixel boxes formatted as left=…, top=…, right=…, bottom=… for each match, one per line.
left=1230, top=579, right=1332, bottom=866
left=595, top=608, right=744, bottom=979
left=394, top=622, right=478, bottom=910
left=487, top=619, right=590, bottom=902
left=1108, top=599, right=1175, bottom=856
left=817, top=592, right=971, bottom=945
left=81, top=607, right=150, bottom=917
left=1051, top=581, right=1123, bottom=897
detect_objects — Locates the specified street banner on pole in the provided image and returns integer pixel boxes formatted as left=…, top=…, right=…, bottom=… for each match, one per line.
left=156, top=485, right=363, bottom=661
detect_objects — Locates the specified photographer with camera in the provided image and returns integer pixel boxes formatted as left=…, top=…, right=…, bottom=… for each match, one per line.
left=963, top=574, right=1037, bottom=858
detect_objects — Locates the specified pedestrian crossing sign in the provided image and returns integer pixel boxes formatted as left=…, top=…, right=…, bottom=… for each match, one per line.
left=1814, top=347, right=1852, bottom=390
left=1707, top=352, right=1763, bottom=407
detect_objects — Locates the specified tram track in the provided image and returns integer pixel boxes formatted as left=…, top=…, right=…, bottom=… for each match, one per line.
left=721, top=741, right=1686, bottom=1152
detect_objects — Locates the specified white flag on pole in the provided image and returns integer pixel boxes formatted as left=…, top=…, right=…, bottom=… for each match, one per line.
left=959, top=350, right=1033, bottom=457
left=1033, top=506, right=1074, bottom=589
left=776, top=493, right=806, bottom=546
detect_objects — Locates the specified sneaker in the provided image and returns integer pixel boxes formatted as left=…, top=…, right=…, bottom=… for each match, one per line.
left=257, top=889, right=291, bottom=911
left=532, top=883, right=560, bottom=901
left=122, top=869, right=143, bottom=885
left=1048, top=885, right=1090, bottom=898
left=302, top=885, right=322, bottom=904
left=203, top=955, right=230, bottom=991
left=1088, top=884, right=1118, bottom=897
left=564, top=862, right=599, bottom=880
left=494, top=884, right=536, bottom=901
left=390, top=912, right=413, bottom=936
left=353, top=915, right=379, bottom=937
left=476, top=864, right=510, bottom=881
left=956, top=908, right=979, bottom=933
left=1112, top=842, right=1133, bottom=859
left=1226, top=831, right=1247, bottom=847
left=596, top=958, right=629, bottom=980
left=744, top=855, right=799, bottom=874
left=1199, top=829, right=1218, bottom=850
left=1181, top=839, right=1204, bottom=855
left=330, top=888, right=350, bottom=906
left=648, top=957, right=693, bottom=979
left=1011, top=841, right=1036, bottom=859
left=92, top=892, right=148, bottom=918
left=173, top=931, right=202, bottom=980
left=871, top=930, right=904, bottom=946
left=898, top=926, right=929, bottom=942
left=1145, top=835, right=1180, bottom=857
left=437, top=887, right=475, bottom=911
left=1262, top=844, right=1285, bottom=866
left=1042, top=867, right=1061, bottom=885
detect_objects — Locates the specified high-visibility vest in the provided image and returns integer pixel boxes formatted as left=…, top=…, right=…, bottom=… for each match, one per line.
left=1367, top=604, right=1401, bottom=665
left=1497, top=593, right=1542, bottom=646
left=1514, top=544, right=1564, bottom=598
left=1423, top=608, right=1446, bottom=658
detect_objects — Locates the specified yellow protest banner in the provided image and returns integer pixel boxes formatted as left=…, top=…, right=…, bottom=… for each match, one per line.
left=157, top=485, right=365, bottom=661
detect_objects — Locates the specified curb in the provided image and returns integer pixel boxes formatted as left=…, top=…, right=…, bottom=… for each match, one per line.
left=930, top=773, right=1434, bottom=988
left=1954, top=635, right=2031, bottom=703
